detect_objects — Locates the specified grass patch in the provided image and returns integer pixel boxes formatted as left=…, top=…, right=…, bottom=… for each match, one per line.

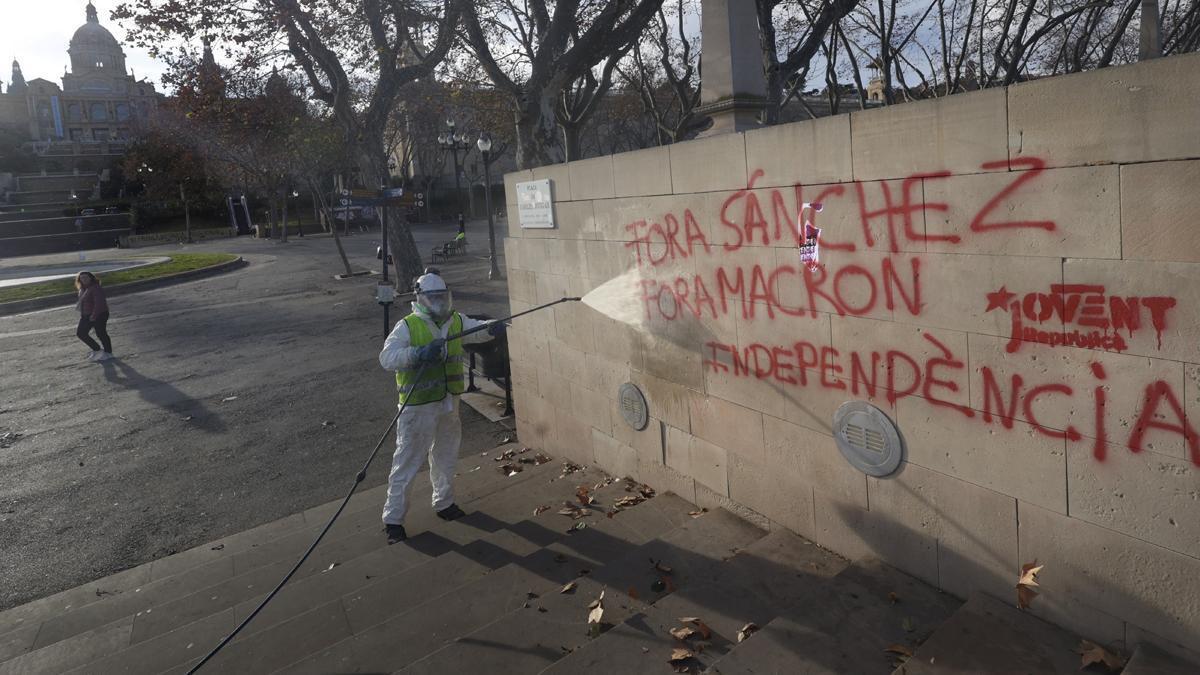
left=0, top=253, right=239, bottom=304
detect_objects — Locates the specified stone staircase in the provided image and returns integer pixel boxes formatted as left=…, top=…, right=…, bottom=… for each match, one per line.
left=1, top=444, right=1196, bottom=674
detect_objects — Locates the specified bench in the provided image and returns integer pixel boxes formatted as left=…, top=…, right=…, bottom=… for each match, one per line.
left=430, top=234, right=468, bottom=263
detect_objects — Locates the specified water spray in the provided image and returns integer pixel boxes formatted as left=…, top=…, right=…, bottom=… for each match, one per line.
left=188, top=296, right=580, bottom=673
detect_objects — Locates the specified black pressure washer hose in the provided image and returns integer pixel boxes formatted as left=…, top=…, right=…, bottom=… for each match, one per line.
left=187, top=296, right=580, bottom=673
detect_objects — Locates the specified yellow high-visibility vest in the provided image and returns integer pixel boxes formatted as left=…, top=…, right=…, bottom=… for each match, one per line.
left=395, top=312, right=465, bottom=405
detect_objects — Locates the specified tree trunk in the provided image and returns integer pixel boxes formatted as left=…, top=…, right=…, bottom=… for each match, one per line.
left=561, top=123, right=582, bottom=163
left=280, top=193, right=289, bottom=243
left=312, top=180, right=353, bottom=276
left=514, top=97, right=559, bottom=169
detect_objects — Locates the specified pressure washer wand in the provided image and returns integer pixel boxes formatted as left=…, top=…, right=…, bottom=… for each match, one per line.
left=446, top=296, right=582, bottom=341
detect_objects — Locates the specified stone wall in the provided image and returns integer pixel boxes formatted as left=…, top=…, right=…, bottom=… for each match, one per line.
left=502, top=53, right=1200, bottom=654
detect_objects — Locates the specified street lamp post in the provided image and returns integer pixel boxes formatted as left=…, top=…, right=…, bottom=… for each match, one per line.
left=477, top=133, right=501, bottom=280
left=438, top=119, right=472, bottom=224
left=380, top=157, right=397, bottom=337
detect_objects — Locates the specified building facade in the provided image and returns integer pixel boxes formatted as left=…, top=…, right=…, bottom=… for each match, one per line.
left=0, top=1, right=160, bottom=145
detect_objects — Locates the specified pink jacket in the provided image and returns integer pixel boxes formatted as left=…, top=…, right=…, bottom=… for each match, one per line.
left=79, top=285, right=109, bottom=320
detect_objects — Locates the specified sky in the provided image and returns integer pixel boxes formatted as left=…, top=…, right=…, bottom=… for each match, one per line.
left=1, top=0, right=167, bottom=90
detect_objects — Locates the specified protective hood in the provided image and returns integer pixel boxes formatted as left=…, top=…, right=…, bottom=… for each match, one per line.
left=414, top=272, right=452, bottom=322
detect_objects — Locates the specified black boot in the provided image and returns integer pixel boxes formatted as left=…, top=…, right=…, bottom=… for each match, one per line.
left=385, top=524, right=408, bottom=544
left=436, top=504, right=466, bottom=521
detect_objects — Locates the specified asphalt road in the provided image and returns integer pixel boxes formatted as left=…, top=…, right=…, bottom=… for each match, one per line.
left=0, top=220, right=514, bottom=611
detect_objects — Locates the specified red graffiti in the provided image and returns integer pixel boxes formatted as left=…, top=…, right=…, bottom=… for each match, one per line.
left=985, top=284, right=1177, bottom=353
left=616, top=159, right=1194, bottom=467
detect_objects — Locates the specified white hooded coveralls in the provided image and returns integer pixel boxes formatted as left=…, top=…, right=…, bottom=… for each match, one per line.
left=378, top=305, right=491, bottom=525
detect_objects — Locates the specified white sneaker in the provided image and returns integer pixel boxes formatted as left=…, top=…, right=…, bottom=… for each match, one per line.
left=85, top=351, right=98, bottom=361
left=92, top=351, right=113, bottom=362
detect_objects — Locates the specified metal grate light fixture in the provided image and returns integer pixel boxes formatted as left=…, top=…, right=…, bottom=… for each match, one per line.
left=832, top=401, right=905, bottom=477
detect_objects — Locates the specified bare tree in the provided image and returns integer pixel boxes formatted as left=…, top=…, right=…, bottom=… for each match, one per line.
left=619, top=1, right=709, bottom=145
left=461, top=0, right=666, bottom=168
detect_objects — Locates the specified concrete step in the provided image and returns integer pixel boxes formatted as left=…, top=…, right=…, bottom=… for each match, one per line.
left=1123, top=642, right=1200, bottom=674
left=540, top=598, right=735, bottom=674
left=888, top=592, right=1083, bottom=674
left=278, top=562, right=559, bottom=674
left=41, top=460, right=616, bottom=673
left=706, top=557, right=961, bottom=674
left=398, top=575, right=649, bottom=675
left=0, top=446, right=563, bottom=667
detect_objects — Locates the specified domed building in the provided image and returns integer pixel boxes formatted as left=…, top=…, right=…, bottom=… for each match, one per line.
left=0, top=1, right=160, bottom=146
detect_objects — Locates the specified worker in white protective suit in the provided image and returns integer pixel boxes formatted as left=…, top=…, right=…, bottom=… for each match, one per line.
left=378, top=270, right=503, bottom=543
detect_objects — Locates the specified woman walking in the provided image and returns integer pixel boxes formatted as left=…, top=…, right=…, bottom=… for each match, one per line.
left=75, top=271, right=113, bottom=362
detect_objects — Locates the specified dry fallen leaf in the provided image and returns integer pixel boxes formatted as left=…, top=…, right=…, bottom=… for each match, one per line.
left=652, top=559, right=673, bottom=575
left=887, top=592, right=900, bottom=604
left=534, top=505, right=550, bottom=516
left=884, top=644, right=914, bottom=657
left=1016, top=560, right=1044, bottom=609
left=737, top=623, right=759, bottom=642
left=587, top=590, right=605, bottom=632
left=678, top=617, right=700, bottom=623
left=576, top=485, right=595, bottom=506
left=533, top=453, right=552, bottom=465
left=1077, top=640, right=1125, bottom=671
left=668, top=646, right=695, bottom=672
left=696, top=621, right=712, bottom=640
left=669, top=626, right=697, bottom=640
left=559, top=581, right=577, bottom=594
left=687, top=509, right=708, bottom=518
left=627, top=586, right=640, bottom=600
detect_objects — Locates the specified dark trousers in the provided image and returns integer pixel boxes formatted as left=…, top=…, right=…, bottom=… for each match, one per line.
left=77, top=312, right=112, bottom=353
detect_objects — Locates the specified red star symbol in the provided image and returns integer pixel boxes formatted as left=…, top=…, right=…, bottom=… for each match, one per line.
left=985, top=286, right=1016, bottom=313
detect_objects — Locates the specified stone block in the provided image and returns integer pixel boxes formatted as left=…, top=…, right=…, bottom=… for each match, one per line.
left=688, top=391, right=765, bottom=464
left=1018, top=501, right=1200, bottom=648
left=567, top=155, right=615, bottom=201
left=534, top=272, right=573, bottom=310
left=590, top=311, right=644, bottom=371
left=637, top=330, right=706, bottom=391
left=549, top=407, right=596, bottom=467
left=1068, top=437, right=1200, bottom=558
left=669, top=131, right=749, bottom=193
left=896, top=396, right=1068, bottom=513
left=1008, top=53, right=1200, bottom=168
left=536, top=368, right=572, bottom=409
left=503, top=237, right=522, bottom=271
left=1063, top=258, right=1200, bottom=363
left=773, top=248, right=915, bottom=321
left=611, top=410, right=663, bottom=468
left=529, top=162, right=572, bottom=201
left=552, top=297, right=596, bottom=353
left=915, top=252, right=1063, bottom=337
left=693, top=481, right=771, bottom=531
left=688, top=433, right=730, bottom=497
left=635, top=453, right=696, bottom=503
left=832, top=316, right=970, bottom=409
left=570, top=382, right=613, bottom=437
left=591, top=429, right=639, bottom=479
left=868, top=463, right=1017, bottom=599
left=811, top=491, right=938, bottom=587
left=851, top=87, right=1008, bottom=182
left=924, top=164, right=1121, bottom=258
left=581, top=355, right=630, bottom=399
left=506, top=268, right=536, bottom=304
left=728, top=451, right=816, bottom=539
left=744, top=114, right=852, bottom=188
left=629, top=370, right=693, bottom=432
left=515, top=238, right=549, bottom=273
left=546, top=339, right=587, bottom=384
left=612, top=145, right=673, bottom=198
left=968, top=332, right=1187, bottom=459
left=582, top=239, right=635, bottom=283
left=590, top=194, right=689, bottom=242
left=762, top=416, right=867, bottom=509
left=545, top=200, right=596, bottom=241
left=1122, top=160, right=1200, bottom=263
left=664, top=424, right=692, bottom=476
